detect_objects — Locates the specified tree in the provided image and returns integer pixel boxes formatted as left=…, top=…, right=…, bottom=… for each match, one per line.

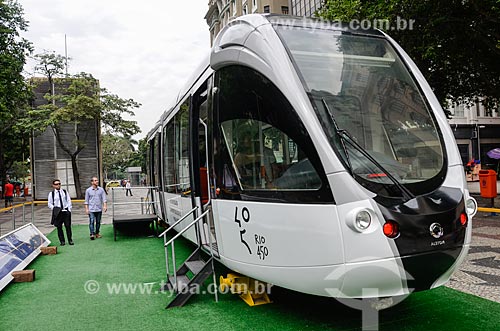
left=318, top=0, right=500, bottom=113
left=128, top=138, right=148, bottom=175
left=23, top=54, right=141, bottom=198
left=102, top=133, right=135, bottom=179
left=0, top=0, right=32, bottom=183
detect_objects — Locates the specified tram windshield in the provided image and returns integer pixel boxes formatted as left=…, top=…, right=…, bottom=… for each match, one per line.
left=275, top=25, right=446, bottom=197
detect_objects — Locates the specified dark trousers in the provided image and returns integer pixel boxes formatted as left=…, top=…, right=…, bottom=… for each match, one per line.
left=126, top=189, right=133, bottom=196
left=56, top=211, right=72, bottom=244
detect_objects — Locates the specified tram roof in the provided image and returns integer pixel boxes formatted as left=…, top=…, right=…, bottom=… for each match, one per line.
left=264, top=14, right=385, bottom=37
left=146, top=14, right=386, bottom=141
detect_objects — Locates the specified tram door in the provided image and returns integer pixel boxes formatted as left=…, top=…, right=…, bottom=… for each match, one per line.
left=191, top=78, right=218, bottom=250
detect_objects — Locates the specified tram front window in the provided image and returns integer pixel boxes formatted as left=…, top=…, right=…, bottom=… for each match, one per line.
left=275, top=25, right=446, bottom=197
left=215, top=65, right=333, bottom=203
left=221, top=119, right=321, bottom=191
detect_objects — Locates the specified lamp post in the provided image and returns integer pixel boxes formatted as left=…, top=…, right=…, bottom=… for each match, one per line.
left=477, top=124, right=486, bottom=162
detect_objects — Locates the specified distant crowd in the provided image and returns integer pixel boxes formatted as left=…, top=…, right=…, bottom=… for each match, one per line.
left=1, top=179, right=26, bottom=200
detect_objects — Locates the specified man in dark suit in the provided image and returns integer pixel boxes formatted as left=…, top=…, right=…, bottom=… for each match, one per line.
left=48, top=179, right=73, bottom=246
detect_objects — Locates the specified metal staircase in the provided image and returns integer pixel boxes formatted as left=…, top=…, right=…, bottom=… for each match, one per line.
left=158, top=207, right=218, bottom=308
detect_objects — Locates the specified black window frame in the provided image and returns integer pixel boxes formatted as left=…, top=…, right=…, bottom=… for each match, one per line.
left=214, top=65, right=334, bottom=204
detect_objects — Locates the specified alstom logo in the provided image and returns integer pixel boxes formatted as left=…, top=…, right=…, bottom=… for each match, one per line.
left=429, top=223, right=444, bottom=239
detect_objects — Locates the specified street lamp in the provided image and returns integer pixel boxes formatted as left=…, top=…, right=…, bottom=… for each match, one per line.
left=478, top=124, right=486, bottom=162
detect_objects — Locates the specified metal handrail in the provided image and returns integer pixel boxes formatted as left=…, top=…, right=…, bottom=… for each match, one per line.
left=164, top=209, right=209, bottom=292
left=163, top=182, right=190, bottom=188
left=111, top=201, right=159, bottom=206
left=110, top=186, right=159, bottom=190
left=158, top=206, right=198, bottom=238
left=111, top=185, right=159, bottom=222
left=199, top=118, right=211, bottom=207
left=165, top=210, right=209, bottom=247
left=159, top=206, right=198, bottom=281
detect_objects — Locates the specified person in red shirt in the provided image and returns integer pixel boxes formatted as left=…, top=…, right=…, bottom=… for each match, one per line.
left=4, top=180, right=14, bottom=211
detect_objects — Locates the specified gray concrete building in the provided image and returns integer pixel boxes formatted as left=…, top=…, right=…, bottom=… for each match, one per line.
left=30, top=78, right=102, bottom=200
left=448, top=100, right=500, bottom=169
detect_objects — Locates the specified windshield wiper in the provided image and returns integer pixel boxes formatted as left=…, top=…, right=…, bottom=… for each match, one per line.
left=322, top=98, right=415, bottom=201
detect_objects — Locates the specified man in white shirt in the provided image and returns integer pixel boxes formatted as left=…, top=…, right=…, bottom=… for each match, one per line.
left=48, top=179, right=73, bottom=246
left=125, top=180, right=133, bottom=196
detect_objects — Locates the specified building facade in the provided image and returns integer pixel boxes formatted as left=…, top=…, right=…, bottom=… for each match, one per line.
left=205, top=0, right=500, bottom=172
left=290, top=0, right=323, bottom=17
left=448, top=101, right=500, bottom=169
left=205, top=0, right=290, bottom=45
left=30, top=78, right=102, bottom=199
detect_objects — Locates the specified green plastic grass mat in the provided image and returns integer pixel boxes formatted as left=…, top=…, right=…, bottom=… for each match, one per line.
left=1, top=224, right=500, bottom=330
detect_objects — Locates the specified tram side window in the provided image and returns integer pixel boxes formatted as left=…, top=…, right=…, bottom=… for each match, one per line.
left=163, top=121, right=176, bottom=193
left=153, top=134, right=160, bottom=188
left=215, top=65, right=333, bottom=203
left=149, top=137, right=156, bottom=187
left=175, top=101, right=191, bottom=193
left=163, top=100, right=191, bottom=194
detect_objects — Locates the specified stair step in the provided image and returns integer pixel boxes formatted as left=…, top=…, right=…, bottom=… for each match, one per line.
left=185, top=260, right=205, bottom=275
left=169, top=275, right=190, bottom=291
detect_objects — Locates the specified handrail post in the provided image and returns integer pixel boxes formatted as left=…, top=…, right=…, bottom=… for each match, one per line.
left=12, top=205, right=15, bottom=230
left=22, top=203, right=25, bottom=225
left=164, top=234, right=170, bottom=276
left=112, top=188, right=115, bottom=221
left=141, top=197, right=144, bottom=214
left=206, top=211, right=219, bottom=303
left=171, top=242, right=177, bottom=292
left=31, top=201, right=34, bottom=224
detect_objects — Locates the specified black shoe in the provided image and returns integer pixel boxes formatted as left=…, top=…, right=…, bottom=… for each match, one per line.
left=60, top=242, right=65, bottom=246
left=90, top=234, right=95, bottom=240
left=69, top=240, right=74, bottom=245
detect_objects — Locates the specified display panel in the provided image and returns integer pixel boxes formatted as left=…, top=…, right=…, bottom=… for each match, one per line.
left=0, top=223, right=50, bottom=291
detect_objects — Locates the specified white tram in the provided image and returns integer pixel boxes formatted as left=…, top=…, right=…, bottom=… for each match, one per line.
left=146, top=14, right=477, bottom=298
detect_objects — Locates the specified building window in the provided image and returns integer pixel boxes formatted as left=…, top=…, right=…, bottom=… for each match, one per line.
left=243, top=4, right=248, bottom=15
left=232, top=0, right=237, bottom=15
left=264, top=5, right=270, bottom=13
left=252, top=0, right=258, bottom=12
left=282, top=6, right=289, bottom=15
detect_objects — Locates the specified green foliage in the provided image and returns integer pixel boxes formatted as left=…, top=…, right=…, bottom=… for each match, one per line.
left=318, top=0, right=500, bottom=110
left=23, top=52, right=142, bottom=197
left=9, top=159, right=29, bottom=180
left=34, top=51, right=66, bottom=81
left=102, top=133, right=135, bottom=178
left=0, top=0, right=32, bottom=182
left=128, top=138, right=148, bottom=173
left=23, top=68, right=141, bottom=140
left=102, top=135, right=147, bottom=180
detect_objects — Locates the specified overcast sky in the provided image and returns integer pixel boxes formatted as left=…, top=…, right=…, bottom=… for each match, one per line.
left=20, top=0, right=211, bottom=140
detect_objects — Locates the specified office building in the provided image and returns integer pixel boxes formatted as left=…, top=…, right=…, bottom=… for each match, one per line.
left=206, top=0, right=290, bottom=45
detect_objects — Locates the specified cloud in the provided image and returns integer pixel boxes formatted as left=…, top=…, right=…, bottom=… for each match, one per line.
left=21, top=0, right=211, bottom=139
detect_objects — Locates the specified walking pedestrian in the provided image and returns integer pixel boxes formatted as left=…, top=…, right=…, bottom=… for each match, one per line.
left=4, top=180, right=14, bottom=212
left=125, top=180, right=133, bottom=196
left=84, top=176, right=107, bottom=240
left=48, top=179, right=73, bottom=246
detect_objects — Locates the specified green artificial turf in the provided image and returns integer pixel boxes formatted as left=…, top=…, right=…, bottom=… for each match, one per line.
left=1, top=224, right=500, bottom=331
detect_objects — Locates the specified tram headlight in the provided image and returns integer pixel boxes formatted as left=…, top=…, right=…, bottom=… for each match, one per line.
left=355, top=210, right=371, bottom=231
left=347, top=208, right=375, bottom=233
left=466, top=197, right=477, bottom=218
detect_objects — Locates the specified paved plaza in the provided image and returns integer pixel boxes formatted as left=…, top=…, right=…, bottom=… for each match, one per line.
left=447, top=181, right=500, bottom=303
left=0, top=186, right=154, bottom=237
